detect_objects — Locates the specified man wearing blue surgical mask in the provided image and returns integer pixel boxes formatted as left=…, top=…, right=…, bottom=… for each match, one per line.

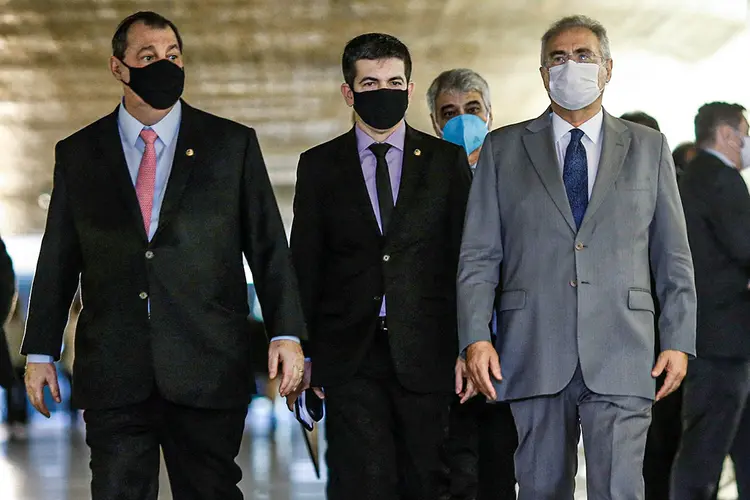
left=429, top=69, right=493, bottom=172
left=427, top=68, right=518, bottom=500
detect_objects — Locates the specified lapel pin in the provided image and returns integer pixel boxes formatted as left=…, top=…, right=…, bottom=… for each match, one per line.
left=414, top=149, right=421, bottom=156
left=186, top=149, right=194, bottom=157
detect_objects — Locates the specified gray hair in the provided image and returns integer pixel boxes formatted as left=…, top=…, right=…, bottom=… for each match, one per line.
left=426, top=68, right=491, bottom=116
left=540, top=15, right=611, bottom=66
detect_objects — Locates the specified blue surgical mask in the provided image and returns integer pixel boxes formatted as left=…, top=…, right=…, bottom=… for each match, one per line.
left=441, top=114, right=489, bottom=156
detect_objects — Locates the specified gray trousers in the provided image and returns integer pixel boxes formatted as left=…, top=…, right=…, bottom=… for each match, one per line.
left=509, top=365, right=652, bottom=500
left=670, top=357, right=750, bottom=500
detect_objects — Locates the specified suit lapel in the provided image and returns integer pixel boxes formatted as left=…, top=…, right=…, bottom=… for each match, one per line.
left=522, top=113, right=576, bottom=233
left=388, top=125, right=427, bottom=237
left=579, top=112, right=631, bottom=230
left=338, top=128, right=382, bottom=236
left=97, top=106, right=148, bottom=242
left=152, top=100, right=202, bottom=241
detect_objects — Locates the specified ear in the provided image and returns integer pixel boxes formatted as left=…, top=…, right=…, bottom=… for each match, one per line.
left=407, top=81, right=415, bottom=101
left=110, top=56, right=128, bottom=84
left=430, top=114, right=442, bottom=137
left=604, top=58, right=613, bottom=84
left=540, top=66, right=551, bottom=93
left=341, top=83, right=354, bottom=107
left=487, top=108, right=494, bottom=130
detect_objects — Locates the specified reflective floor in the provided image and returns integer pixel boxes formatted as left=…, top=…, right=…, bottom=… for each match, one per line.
left=0, top=396, right=740, bottom=499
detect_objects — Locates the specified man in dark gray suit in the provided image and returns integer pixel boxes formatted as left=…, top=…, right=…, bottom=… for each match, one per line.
left=457, top=15, right=696, bottom=499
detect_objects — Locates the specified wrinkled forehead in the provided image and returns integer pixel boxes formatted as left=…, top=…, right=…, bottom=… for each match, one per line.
left=545, top=27, right=601, bottom=56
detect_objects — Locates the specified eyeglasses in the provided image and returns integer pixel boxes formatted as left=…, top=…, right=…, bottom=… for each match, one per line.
left=545, top=51, right=603, bottom=68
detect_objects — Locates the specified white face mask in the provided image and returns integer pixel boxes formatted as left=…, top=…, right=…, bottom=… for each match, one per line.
left=548, top=61, right=603, bottom=111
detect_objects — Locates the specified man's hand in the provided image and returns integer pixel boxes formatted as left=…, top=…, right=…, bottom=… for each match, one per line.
left=455, top=357, right=478, bottom=404
left=652, top=349, right=688, bottom=401
left=285, top=359, right=325, bottom=411
left=466, top=341, right=502, bottom=401
left=25, top=362, right=60, bottom=418
left=268, top=339, right=305, bottom=397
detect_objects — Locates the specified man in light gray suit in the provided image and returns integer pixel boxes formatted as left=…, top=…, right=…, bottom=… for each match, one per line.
left=457, top=15, right=696, bottom=500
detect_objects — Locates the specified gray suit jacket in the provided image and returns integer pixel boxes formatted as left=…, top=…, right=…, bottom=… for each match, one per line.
left=457, top=109, right=696, bottom=401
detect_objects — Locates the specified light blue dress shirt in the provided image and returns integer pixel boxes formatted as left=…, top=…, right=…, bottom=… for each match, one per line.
left=28, top=101, right=295, bottom=364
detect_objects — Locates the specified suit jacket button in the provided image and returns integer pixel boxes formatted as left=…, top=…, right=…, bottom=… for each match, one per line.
left=382, top=255, right=390, bottom=262
left=575, top=242, right=584, bottom=251
left=569, top=280, right=578, bottom=288
left=139, top=292, right=149, bottom=300
left=145, top=250, right=154, bottom=259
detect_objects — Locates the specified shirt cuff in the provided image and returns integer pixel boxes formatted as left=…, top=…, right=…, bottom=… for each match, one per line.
left=271, top=336, right=300, bottom=343
left=27, top=354, right=54, bottom=364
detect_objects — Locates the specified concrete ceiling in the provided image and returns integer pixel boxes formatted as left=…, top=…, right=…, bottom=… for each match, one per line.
left=0, top=0, right=747, bottom=233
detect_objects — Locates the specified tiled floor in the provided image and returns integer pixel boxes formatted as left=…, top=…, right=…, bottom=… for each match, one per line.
left=0, top=397, right=740, bottom=499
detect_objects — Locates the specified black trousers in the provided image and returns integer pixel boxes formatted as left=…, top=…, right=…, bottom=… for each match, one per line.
left=324, top=327, right=451, bottom=500
left=643, top=373, right=682, bottom=500
left=4, top=367, right=28, bottom=424
left=84, top=390, right=247, bottom=500
left=671, top=357, right=750, bottom=500
left=445, top=395, right=517, bottom=500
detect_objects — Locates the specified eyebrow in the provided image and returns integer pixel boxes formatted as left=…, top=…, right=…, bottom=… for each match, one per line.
left=464, top=100, right=483, bottom=109
left=136, top=45, right=156, bottom=56
left=439, top=103, right=458, bottom=114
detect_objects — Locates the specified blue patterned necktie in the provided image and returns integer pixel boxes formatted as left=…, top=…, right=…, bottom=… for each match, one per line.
left=563, top=129, right=588, bottom=229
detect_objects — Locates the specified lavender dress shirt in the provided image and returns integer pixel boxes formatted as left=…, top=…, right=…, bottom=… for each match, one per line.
left=355, top=122, right=406, bottom=317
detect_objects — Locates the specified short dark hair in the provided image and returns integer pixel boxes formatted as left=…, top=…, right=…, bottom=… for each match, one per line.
left=694, top=102, right=747, bottom=147
left=620, top=111, right=660, bottom=131
left=112, top=11, right=183, bottom=61
left=672, top=142, right=697, bottom=169
left=341, top=33, right=412, bottom=88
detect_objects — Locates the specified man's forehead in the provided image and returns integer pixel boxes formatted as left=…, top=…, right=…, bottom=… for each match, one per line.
left=127, top=22, right=178, bottom=45
left=355, top=58, right=405, bottom=77
left=437, top=90, right=484, bottom=108
left=546, top=27, right=599, bottom=51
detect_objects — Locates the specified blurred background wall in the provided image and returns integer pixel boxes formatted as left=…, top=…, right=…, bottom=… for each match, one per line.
left=0, top=0, right=748, bottom=236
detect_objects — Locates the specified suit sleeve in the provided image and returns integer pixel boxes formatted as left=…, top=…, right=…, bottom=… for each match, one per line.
left=706, top=167, right=750, bottom=265
left=649, top=134, right=697, bottom=355
left=449, top=147, right=473, bottom=267
left=0, top=236, right=15, bottom=324
left=240, top=129, right=308, bottom=341
left=457, top=133, right=503, bottom=353
left=21, top=142, right=82, bottom=359
left=289, top=152, right=320, bottom=358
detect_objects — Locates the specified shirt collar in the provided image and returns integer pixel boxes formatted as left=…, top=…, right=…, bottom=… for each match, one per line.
left=703, top=148, right=736, bottom=169
left=551, top=108, right=604, bottom=145
left=355, top=121, right=406, bottom=154
left=117, top=99, right=182, bottom=148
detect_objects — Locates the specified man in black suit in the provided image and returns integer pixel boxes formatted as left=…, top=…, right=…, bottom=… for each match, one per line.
left=671, top=102, right=750, bottom=500
left=287, top=33, right=471, bottom=500
left=0, top=236, right=15, bottom=392
left=21, top=11, right=306, bottom=500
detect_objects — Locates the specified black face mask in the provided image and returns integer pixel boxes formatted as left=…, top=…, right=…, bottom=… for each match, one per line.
left=352, top=89, right=409, bottom=130
left=121, top=59, right=185, bottom=110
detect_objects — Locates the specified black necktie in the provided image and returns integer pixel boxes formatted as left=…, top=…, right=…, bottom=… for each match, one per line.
left=369, top=143, right=394, bottom=234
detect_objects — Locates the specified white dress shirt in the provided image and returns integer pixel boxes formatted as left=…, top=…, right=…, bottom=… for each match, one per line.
left=28, top=102, right=295, bottom=364
left=551, top=109, right=605, bottom=198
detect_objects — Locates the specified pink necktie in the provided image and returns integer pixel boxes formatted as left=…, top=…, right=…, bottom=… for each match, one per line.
left=135, top=128, right=158, bottom=235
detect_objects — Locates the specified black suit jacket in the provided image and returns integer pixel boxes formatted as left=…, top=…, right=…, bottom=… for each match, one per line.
left=290, top=125, right=471, bottom=393
left=22, top=101, right=307, bottom=409
left=0, top=237, right=15, bottom=389
left=679, top=150, right=750, bottom=358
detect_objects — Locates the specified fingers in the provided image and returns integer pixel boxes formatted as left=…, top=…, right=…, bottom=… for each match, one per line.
left=286, top=391, right=300, bottom=412
left=460, top=378, right=477, bottom=404
left=313, top=387, right=325, bottom=399
left=454, top=360, right=465, bottom=395
left=267, top=346, right=279, bottom=380
left=49, top=371, right=61, bottom=404
left=656, top=369, right=679, bottom=401
left=278, top=358, right=296, bottom=397
left=651, top=353, right=667, bottom=378
left=489, top=354, right=502, bottom=382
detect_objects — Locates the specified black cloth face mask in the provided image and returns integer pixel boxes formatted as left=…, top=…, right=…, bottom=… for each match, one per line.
left=352, top=89, right=409, bottom=130
left=120, top=59, right=185, bottom=110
